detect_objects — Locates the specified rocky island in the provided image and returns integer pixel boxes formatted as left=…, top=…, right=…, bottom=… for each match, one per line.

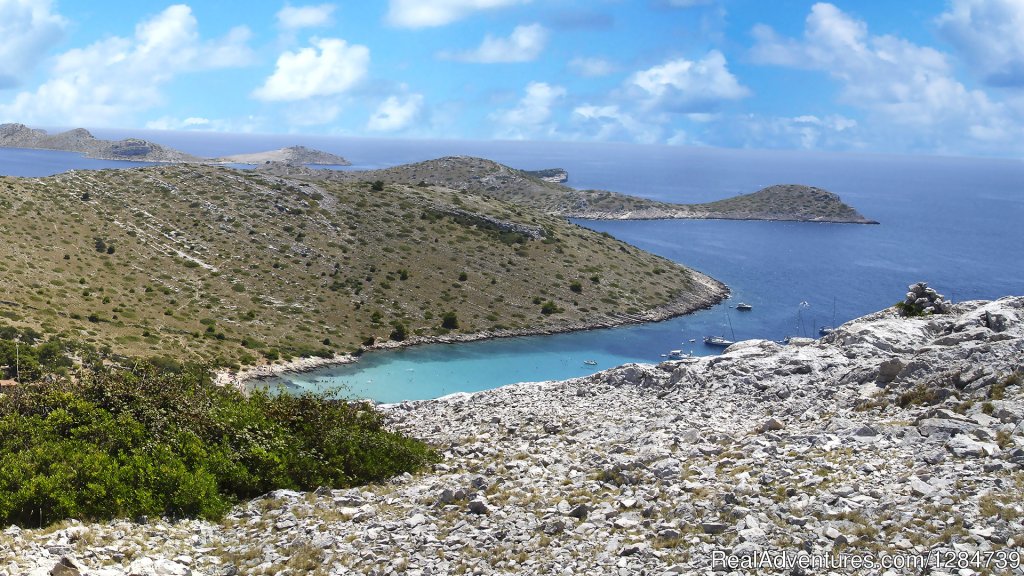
left=0, top=123, right=201, bottom=163
left=0, top=123, right=350, bottom=166
left=2, top=295, right=1021, bottom=575
left=214, top=146, right=350, bottom=166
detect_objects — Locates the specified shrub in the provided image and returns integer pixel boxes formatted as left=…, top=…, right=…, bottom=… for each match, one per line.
left=541, top=301, right=561, bottom=315
left=569, top=281, right=583, bottom=293
left=390, top=322, right=408, bottom=341
left=441, top=311, right=459, bottom=330
left=0, top=366, right=437, bottom=526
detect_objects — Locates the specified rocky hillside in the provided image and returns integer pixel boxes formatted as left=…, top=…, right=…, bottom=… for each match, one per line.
left=320, top=156, right=876, bottom=224
left=0, top=164, right=722, bottom=367
left=3, top=296, right=1021, bottom=574
left=0, top=123, right=201, bottom=163
left=215, top=146, right=350, bottom=166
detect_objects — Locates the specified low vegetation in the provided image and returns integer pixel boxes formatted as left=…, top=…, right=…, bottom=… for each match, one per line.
left=323, top=156, right=875, bottom=223
left=0, top=361, right=437, bottom=526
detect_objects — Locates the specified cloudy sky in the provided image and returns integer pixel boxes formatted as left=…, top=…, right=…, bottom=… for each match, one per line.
left=1, top=0, right=1023, bottom=157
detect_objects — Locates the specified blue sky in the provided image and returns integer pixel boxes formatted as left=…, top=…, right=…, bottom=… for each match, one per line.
left=1, top=0, right=1023, bottom=157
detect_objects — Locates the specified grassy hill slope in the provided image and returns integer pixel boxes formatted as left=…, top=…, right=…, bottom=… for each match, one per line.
left=316, top=156, right=876, bottom=223
left=0, top=165, right=723, bottom=369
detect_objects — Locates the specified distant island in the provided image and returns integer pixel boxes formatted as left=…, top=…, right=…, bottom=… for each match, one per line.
left=0, top=123, right=350, bottom=166
left=214, top=145, right=350, bottom=166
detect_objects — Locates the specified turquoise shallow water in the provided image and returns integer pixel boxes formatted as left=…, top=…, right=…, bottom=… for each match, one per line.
left=4, top=134, right=1022, bottom=402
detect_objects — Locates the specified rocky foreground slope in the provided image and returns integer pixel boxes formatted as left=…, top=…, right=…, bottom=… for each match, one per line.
left=3, top=296, right=1023, bottom=575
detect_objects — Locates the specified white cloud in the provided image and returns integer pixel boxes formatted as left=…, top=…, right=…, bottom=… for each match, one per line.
left=0, top=4, right=253, bottom=126
left=0, top=0, right=67, bottom=88
left=386, top=0, right=530, bottom=28
left=937, top=0, right=1024, bottom=87
left=492, top=81, right=565, bottom=138
left=568, top=57, right=616, bottom=77
left=145, top=116, right=210, bottom=130
left=628, top=50, right=750, bottom=112
left=253, top=38, right=369, bottom=101
left=570, top=104, right=662, bottom=143
left=442, top=23, right=548, bottom=63
left=749, top=2, right=1019, bottom=153
left=367, top=93, right=424, bottom=131
left=277, top=3, right=336, bottom=29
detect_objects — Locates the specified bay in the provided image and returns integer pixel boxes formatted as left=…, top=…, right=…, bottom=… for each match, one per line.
left=3, top=132, right=1022, bottom=402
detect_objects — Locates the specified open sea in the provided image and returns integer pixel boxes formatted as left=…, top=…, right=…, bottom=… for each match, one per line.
left=3, top=129, right=1022, bottom=403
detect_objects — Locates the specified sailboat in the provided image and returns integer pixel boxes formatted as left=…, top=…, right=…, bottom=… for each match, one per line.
left=704, top=309, right=736, bottom=347
left=819, top=296, right=837, bottom=335
left=783, top=301, right=811, bottom=343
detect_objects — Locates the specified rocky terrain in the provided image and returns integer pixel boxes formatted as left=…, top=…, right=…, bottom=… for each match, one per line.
left=3, top=295, right=1021, bottom=575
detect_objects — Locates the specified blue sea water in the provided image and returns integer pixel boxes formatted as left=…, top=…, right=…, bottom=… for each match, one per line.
left=3, top=131, right=1023, bottom=403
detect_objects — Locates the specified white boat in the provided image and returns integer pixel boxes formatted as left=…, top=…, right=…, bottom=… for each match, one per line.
left=703, top=336, right=734, bottom=347
left=583, top=360, right=598, bottom=366
left=667, top=350, right=699, bottom=363
left=736, top=302, right=752, bottom=311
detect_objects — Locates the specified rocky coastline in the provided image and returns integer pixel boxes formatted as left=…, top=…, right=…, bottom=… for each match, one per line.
left=5, top=295, right=1022, bottom=575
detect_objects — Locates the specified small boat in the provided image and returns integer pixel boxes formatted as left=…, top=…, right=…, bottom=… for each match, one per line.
left=667, top=350, right=699, bottom=362
left=818, top=326, right=835, bottom=335
left=703, top=336, right=734, bottom=347
left=689, top=338, right=696, bottom=343
left=736, top=303, right=752, bottom=311
left=583, top=360, right=598, bottom=366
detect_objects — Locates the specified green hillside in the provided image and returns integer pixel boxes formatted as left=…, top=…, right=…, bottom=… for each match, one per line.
left=0, top=164, right=724, bottom=370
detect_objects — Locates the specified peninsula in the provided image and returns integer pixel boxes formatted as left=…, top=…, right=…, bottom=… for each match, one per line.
left=301, top=156, right=878, bottom=224
left=0, top=163, right=724, bottom=368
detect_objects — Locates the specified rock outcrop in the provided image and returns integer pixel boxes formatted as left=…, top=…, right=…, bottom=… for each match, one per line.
left=2, top=297, right=1022, bottom=575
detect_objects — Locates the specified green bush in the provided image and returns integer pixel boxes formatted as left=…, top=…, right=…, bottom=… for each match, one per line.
left=441, top=311, right=459, bottom=330
left=541, top=301, right=561, bottom=315
left=0, top=366, right=437, bottom=526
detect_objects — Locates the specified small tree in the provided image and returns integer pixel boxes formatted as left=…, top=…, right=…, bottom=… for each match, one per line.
left=441, top=311, right=459, bottom=330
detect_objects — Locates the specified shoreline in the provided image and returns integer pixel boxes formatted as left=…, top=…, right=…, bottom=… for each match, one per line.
left=213, top=270, right=728, bottom=389
left=567, top=211, right=879, bottom=225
